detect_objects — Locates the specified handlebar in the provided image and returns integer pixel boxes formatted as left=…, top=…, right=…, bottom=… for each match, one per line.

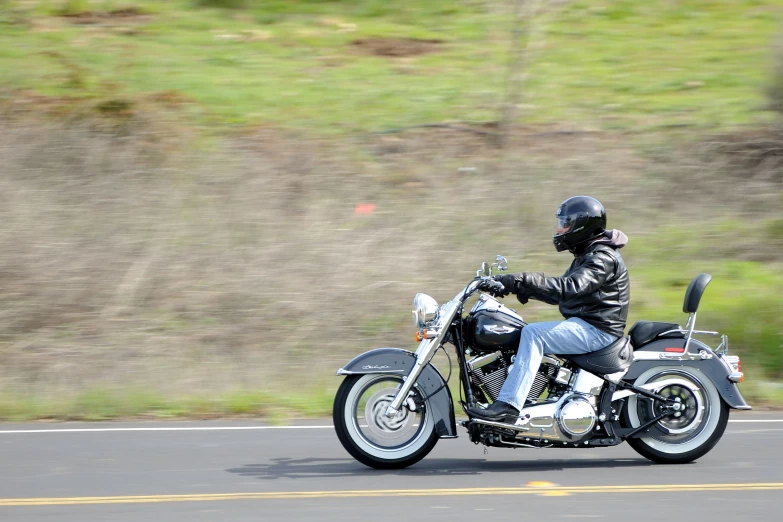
left=464, top=276, right=505, bottom=301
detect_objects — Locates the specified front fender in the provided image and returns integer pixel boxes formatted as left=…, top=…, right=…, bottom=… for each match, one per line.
left=627, top=339, right=751, bottom=410
left=337, top=348, right=457, bottom=438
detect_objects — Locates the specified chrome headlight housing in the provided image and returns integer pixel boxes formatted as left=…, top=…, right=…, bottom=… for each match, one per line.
left=412, top=293, right=439, bottom=329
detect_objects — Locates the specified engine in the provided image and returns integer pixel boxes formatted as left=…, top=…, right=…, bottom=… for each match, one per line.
left=467, top=352, right=509, bottom=402
left=468, top=352, right=572, bottom=403
left=468, top=352, right=602, bottom=445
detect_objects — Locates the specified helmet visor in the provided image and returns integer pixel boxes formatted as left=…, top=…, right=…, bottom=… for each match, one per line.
left=555, top=214, right=574, bottom=236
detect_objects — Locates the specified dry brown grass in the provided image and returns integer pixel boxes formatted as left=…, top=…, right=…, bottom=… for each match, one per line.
left=701, top=127, right=783, bottom=184
left=0, top=115, right=779, bottom=405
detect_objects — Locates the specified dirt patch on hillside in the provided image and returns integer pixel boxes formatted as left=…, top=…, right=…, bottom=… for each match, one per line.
left=701, top=127, right=783, bottom=182
left=2, top=89, right=192, bottom=122
left=369, top=123, right=615, bottom=158
left=351, top=38, right=443, bottom=57
left=60, top=7, right=152, bottom=25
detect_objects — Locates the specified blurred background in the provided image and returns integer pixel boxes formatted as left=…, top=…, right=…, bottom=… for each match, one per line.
left=0, top=0, right=780, bottom=420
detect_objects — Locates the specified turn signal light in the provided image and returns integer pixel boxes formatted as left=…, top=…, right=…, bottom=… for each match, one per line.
left=415, top=329, right=438, bottom=342
left=415, top=331, right=430, bottom=342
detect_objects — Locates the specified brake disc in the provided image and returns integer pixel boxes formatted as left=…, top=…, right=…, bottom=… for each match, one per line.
left=363, top=387, right=417, bottom=442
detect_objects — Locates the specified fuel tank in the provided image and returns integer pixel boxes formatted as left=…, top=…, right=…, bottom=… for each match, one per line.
left=465, top=295, right=526, bottom=352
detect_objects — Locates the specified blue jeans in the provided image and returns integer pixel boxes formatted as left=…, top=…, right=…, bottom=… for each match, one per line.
left=497, top=318, right=617, bottom=410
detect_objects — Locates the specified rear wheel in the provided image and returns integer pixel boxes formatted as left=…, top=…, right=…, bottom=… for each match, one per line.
left=623, top=367, right=729, bottom=464
left=333, top=374, right=439, bottom=469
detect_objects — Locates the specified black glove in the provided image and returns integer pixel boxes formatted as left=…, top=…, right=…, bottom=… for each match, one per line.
left=477, top=279, right=504, bottom=297
left=493, top=274, right=518, bottom=297
left=476, top=279, right=491, bottom=290
left=516, top=287, right=531, bottom=305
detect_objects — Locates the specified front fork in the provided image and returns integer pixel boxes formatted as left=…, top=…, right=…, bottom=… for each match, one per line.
left=385, top=338, right=440, bottom=417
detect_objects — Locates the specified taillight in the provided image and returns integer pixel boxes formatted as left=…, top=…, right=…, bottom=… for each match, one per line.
left=724, top=355, right=744, bottom=383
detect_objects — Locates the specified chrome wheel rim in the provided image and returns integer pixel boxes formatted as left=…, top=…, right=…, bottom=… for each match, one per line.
left=351, top=376, right=426, bottom=451
left=635, top=372, right=709, bottom=444
left=655, top=383, right=702, bottom=435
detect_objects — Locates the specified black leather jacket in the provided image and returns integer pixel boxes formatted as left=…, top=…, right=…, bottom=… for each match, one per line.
left=516, top=235, right=630, bottom=338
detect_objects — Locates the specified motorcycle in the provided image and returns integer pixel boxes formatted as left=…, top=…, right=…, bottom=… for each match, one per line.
left=333, top=256, right=750, bottom=469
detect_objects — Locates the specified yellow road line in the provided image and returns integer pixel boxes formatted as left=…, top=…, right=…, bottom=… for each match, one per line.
left=2, top=483, right=783, bottom=507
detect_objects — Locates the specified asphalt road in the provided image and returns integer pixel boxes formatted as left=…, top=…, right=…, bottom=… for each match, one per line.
left=1, top=412, right=782, bottom=522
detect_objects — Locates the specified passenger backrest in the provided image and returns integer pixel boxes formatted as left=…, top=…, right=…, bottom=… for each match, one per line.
left=683, top=273, right=711, bottom=313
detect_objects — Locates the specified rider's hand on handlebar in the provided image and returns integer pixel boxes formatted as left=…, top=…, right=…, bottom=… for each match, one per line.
left=478, top=275, right=516, bottom=299
left=477, top=278, right=505, bottom=297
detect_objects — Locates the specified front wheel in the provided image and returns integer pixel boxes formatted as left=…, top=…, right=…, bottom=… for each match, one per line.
left=333, top=374, right=439, bottom=469
left=622, top=367, right=729, bottom=464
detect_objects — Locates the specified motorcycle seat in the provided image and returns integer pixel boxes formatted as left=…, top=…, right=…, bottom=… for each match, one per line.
left=563, top=336, right=632, bottom=376
left=628, top=321, right=683, bottom=348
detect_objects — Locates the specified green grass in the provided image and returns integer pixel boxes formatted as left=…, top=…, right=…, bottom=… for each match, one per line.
left=0, top=386, right=337, bottom=422
left=741, top=370, right=783, bottom=408
left=0, top=0, right=779, bottom=132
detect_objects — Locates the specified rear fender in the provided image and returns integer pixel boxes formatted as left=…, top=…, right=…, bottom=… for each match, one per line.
left=627, top=339, right=751, bottom=410
left=337, top=348, right=457, bottom=437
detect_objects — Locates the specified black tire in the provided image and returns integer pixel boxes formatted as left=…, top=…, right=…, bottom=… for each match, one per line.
left=622, top=367, right=730, bottom=464
left=333, top=374, right=439, bottom=470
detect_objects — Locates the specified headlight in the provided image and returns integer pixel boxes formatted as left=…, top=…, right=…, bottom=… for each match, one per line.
left=412, top=293, right=439, bottom=328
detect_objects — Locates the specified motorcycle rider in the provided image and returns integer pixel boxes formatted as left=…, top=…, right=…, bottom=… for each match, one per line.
left=467, top=196, right=629, bottom=421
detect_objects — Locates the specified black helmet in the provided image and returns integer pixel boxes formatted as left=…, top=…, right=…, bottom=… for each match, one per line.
left=553, top=196, right=606, bottom=253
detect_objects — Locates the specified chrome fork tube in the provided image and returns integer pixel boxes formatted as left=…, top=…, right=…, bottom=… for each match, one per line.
left=385, top=338, right=439, bottom=417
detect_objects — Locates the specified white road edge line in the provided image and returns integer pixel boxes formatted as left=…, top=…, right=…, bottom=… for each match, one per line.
left=0, top=419, right=781, bottom=434
left=728, top=420, right=783, bottom=423
left=0, top=426, right=334, bottom=434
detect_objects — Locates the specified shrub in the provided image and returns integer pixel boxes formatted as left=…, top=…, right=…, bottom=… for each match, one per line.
left=192, top=0, right=249, bottom=8
left=57, top=0, right=91, bottom=16
left=768, top=34, right=783, bottom=116
left=767, top=218, right=783, bottom=245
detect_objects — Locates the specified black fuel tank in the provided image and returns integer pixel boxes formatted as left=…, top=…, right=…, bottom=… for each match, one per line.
left=466, top=309, right=526, bottom=352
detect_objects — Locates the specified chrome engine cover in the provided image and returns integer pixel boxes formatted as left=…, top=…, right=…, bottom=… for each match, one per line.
left=557, top=396, right=597, bottom=437
left=486, top=393, right=597, bottom=444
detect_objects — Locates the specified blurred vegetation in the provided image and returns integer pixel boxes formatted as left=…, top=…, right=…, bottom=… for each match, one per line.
left=769, top=35, right=783, bottom=115
left=0, top=386, right=336, bottom=421
left=0, top=0, right=781, bottom=419
left=0, top=0, right=780, bottom=131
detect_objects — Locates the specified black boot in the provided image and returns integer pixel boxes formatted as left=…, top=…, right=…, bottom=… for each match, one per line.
left=466, top=400, right=519, bottom=422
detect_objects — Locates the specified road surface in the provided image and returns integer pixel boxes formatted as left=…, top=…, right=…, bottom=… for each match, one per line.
left=1, top=412, right=781, bottom=521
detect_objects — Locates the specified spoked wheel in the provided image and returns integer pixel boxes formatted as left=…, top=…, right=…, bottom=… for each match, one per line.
left=623, top=367, right=729, bottom=464
left=333, top=374, right=438, bottom=469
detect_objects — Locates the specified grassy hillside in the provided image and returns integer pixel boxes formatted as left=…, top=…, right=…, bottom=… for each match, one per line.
left=0, top=0, right=780, bottom=131
left=0, top=0, right=781, bottom=419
